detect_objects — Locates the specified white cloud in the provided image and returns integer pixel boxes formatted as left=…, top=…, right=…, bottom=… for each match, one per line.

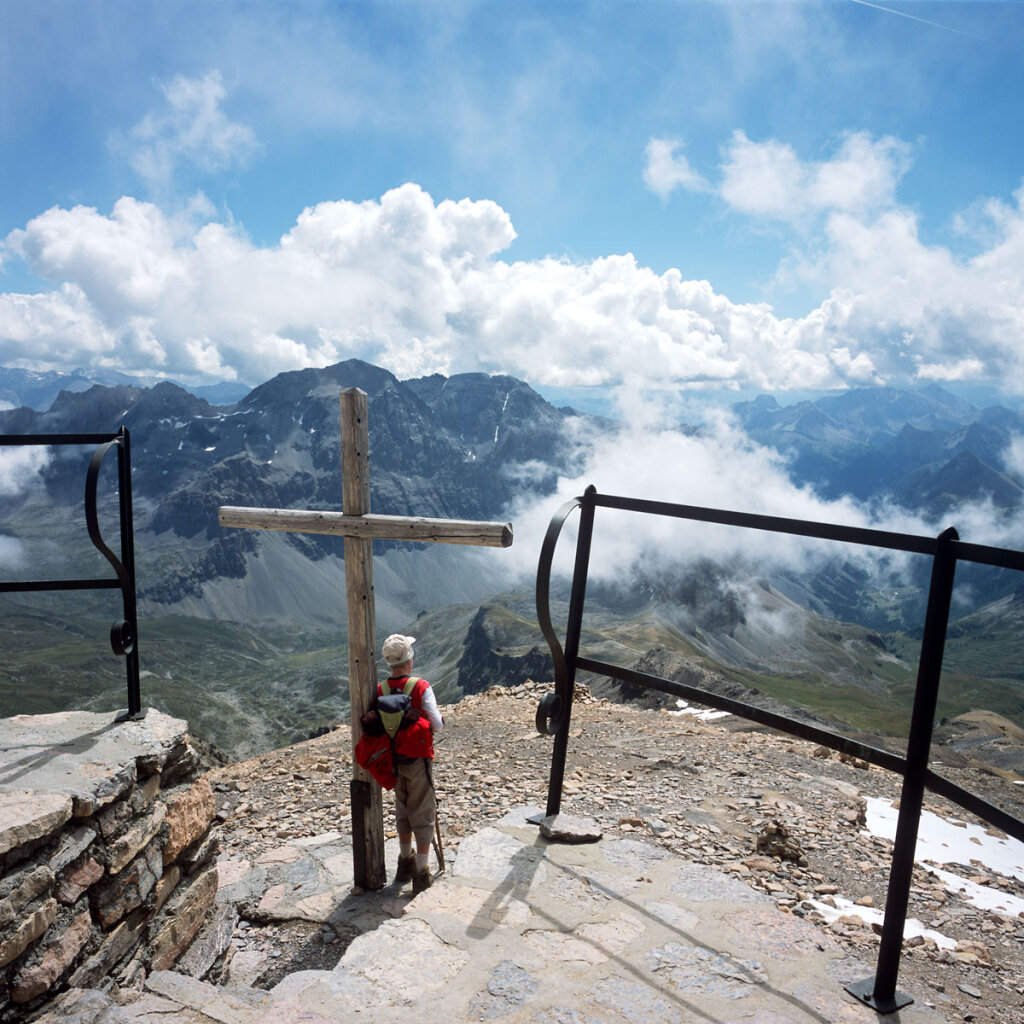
left=914, top=357, right=985, bottom=383
left=119, top=71, right=259, bottom=192
left=2, top=158, right=1024, bottom=395
left=703, top=133, right=1024, bottom=390
left=807, top=190, right=1024, bottom=386
left=1, top=186, right=517, bottom=384
left=953, top=194, right=1016, bottom=249
left=499, top=382, right=1024, bottom=596
left=0, top=535, right=26, bottom=569
left=1002, top=435, right=1024, bottom=482
left=719, top=130, right=911, bottom=223
left=642, top=138, right=708, bottom=200
left=0, top=445, right=49, bottom=497
left=827, top=345, right=878, bottom=382
left=501, top=391, right=895, bottom=584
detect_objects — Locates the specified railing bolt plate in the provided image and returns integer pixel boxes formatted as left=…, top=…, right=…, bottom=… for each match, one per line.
left=845, top=978, right=914, bottom=1014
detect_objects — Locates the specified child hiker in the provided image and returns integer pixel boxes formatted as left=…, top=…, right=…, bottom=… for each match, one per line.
left=377, top=633, right=444, bottom=893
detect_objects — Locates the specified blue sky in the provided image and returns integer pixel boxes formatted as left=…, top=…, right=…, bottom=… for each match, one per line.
left=2, top=0, right=1024, bottom=399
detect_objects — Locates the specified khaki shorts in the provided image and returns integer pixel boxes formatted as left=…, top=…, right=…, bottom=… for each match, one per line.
left=394, top=758, right=436, bottom=846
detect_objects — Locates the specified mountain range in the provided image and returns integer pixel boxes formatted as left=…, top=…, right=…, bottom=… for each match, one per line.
left=1, top=363, right=1021, bottom=759
left=0, top=360, right=588, bottom=620
left=732, top=384, right=1024, bottom=515
left=0, top=365, right=251, bottom=413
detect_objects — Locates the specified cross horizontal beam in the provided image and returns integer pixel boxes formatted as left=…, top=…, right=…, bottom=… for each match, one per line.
left=218, top=506, right=513, bottom=548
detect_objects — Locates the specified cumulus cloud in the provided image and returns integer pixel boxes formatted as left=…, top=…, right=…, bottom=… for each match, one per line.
left=0, top=184, right=871, bottom=389
left=0, top=186, right=516, bottom=384
left=642, top=138, right=708, bottom=200
left=3, top=153, right=1024, bottom=394
left=805, top=187, right=1024, bottom=386
left=118, top=71, right=259, bottom=193
left=718, top=130, right=911, bottom=223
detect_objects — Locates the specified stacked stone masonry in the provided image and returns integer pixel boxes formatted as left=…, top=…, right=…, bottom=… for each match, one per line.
left=0, top=710, right=225, bottom=1020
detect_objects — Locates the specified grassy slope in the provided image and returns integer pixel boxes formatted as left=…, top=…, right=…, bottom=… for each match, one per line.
left=1, top=585, right=1021, bottom=760
left=0, top=600, right=350, bottom=759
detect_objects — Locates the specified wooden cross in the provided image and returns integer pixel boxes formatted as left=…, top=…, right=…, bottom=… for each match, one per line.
left=218, top=387, right=513, bottom=889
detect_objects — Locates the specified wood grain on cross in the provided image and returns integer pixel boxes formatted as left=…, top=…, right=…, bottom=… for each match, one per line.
left=218, top=388, right=513, bottom=889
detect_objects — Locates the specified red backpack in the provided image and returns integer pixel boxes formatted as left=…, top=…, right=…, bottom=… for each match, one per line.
left=355, top=676, right=433, bottom=788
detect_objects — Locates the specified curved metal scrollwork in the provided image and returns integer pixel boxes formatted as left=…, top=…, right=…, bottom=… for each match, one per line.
left=109, top=618, right=135, bottom=656
left=85, top=438, right=133, bottom=657
left=534, top=496, right=583, bottom=736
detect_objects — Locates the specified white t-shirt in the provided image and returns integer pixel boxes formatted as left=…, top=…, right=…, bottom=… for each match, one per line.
left=418, top=684, right=444, bottom=732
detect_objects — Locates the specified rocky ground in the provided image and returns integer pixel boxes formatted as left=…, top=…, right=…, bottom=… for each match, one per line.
left=205, top=682, right=1024, bottom=1024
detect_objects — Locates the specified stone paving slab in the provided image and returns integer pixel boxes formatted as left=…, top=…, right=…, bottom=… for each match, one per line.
left=36, top=806, right=950, bottom=1023
left=264, top=808, right=946, bottom=1023
left=216, top=831, right=409, bottom=934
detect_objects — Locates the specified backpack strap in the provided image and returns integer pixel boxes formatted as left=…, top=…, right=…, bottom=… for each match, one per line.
left=381, top=676, right=420, bottom=697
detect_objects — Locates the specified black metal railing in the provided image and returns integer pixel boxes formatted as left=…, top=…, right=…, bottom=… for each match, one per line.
left=534, top=485, right=1024, bottom=1015
left=0, top=429, right=142, bottom=719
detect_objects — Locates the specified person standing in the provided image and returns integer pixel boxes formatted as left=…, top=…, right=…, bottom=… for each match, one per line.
left=379, top=633, right=443, bottom=893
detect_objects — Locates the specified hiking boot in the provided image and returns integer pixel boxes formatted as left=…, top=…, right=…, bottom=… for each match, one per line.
left=394, top=854, right=416, bottom=885
left=412, top=867, right=433, bottom=894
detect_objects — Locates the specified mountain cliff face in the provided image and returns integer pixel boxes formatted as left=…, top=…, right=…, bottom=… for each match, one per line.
left=453, top=606, right=554, bottom=694
left=4, top=370, right=1021, bottom=628
left=0, top=365, right=249, bottom=412
left=0, top=360, right=592, bottom=623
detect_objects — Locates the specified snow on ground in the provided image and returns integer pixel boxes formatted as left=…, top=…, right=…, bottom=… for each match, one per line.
left=864, top=796, right=1024, bottom=919
left=802, top=895, right=957, bottom=950
left=669, top=699, right=731, bottom=722
left=924, top=865, right=1024, bottom=917
left=801, top=795, right=1024, bottom=949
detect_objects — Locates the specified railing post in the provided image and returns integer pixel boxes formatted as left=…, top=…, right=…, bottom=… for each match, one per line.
left=847, top=526, right=958, bottom=1014
left=545, top=486, right=597, bottom=817
left=116, top=429, right=142, bottom=719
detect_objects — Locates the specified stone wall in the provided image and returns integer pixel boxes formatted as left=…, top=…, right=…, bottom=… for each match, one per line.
left=0, top=710, right=226, bottom=1019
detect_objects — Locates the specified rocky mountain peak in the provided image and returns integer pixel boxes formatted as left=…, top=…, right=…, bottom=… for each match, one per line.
left=240, top=360, right=402, bottom=411
left=453, top=606, right=554, bottom=694
left=0, top=359, right=595, bottom=620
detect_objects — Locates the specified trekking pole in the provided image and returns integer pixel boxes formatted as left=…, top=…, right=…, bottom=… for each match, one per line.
left=426, top=754, right=446, bottom=874
left=433, top=801, right=446, bottom=873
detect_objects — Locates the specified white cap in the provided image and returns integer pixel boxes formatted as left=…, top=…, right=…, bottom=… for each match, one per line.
left=382, top=634, right=416, bottom=666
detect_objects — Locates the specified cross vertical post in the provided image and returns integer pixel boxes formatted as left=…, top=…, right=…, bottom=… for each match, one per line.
left=340, top=388, right=386, bottom=890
